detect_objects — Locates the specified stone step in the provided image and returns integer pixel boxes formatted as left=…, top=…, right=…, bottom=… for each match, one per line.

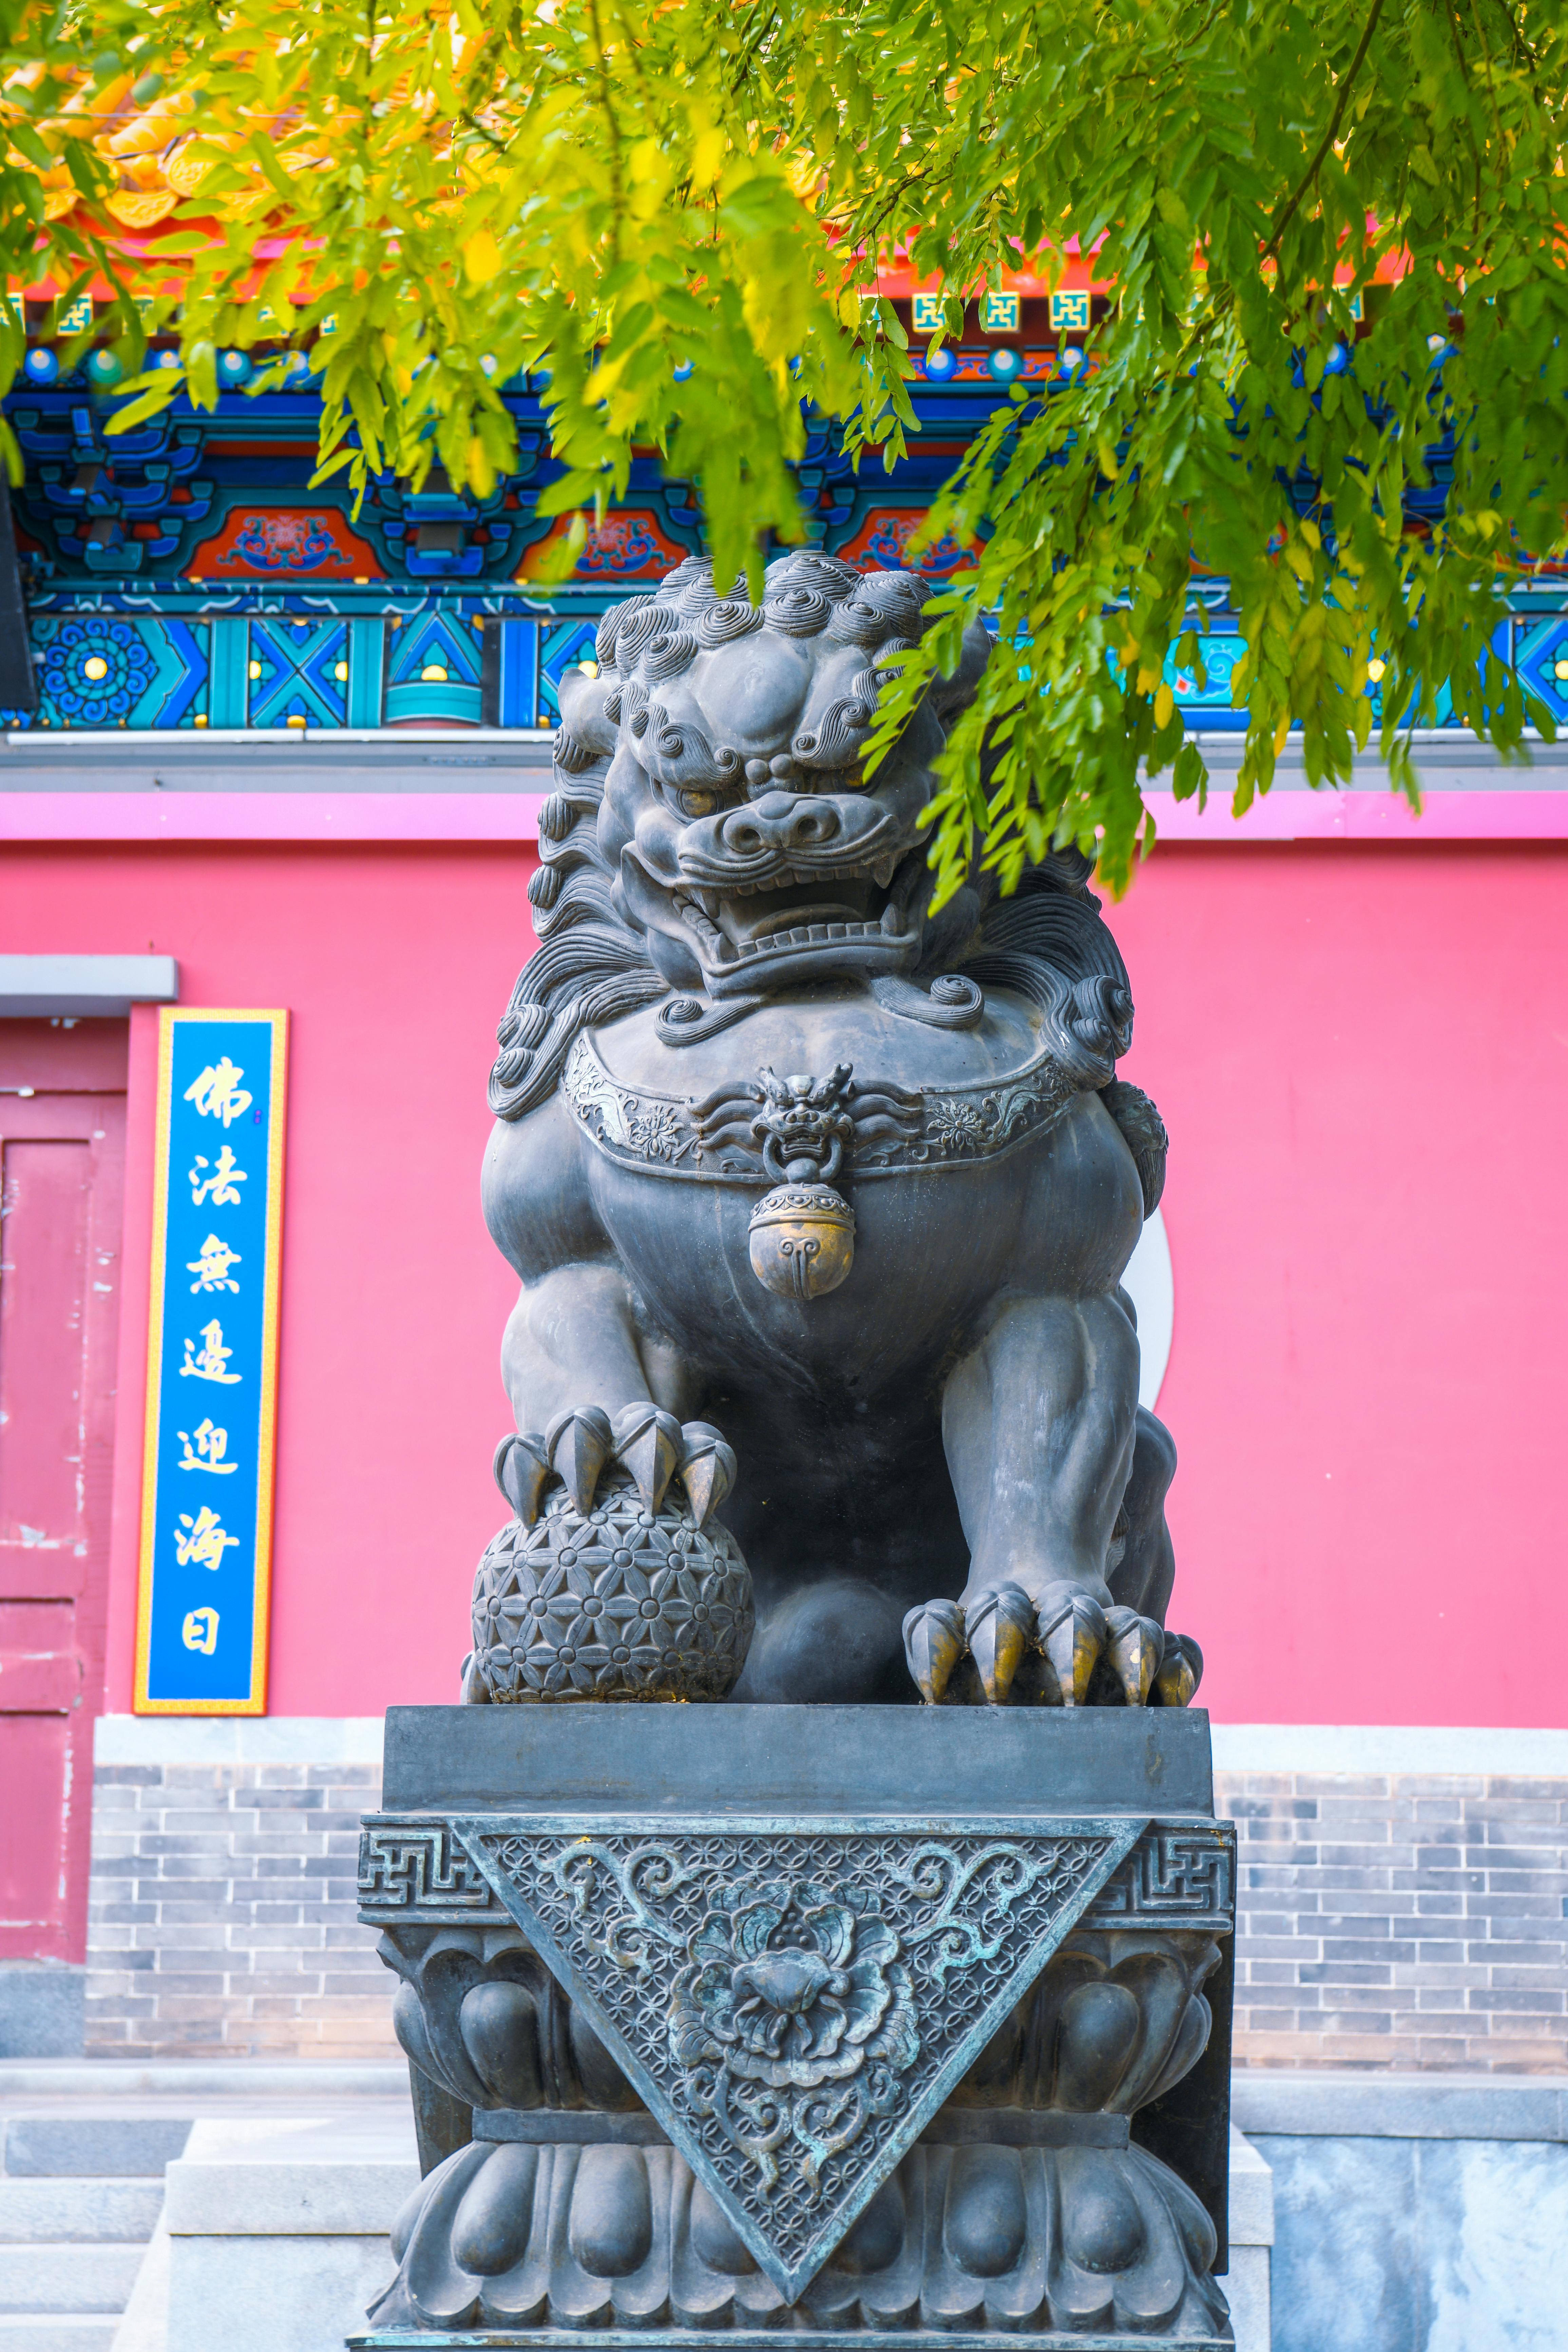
left=0, top=2180, right=163, bottom=2243
left=0, top=2319, right=121, bottom=2352
left=0, top=2246, right=146, bottom=2315
left=2, top=2119, right=191, bottom=2180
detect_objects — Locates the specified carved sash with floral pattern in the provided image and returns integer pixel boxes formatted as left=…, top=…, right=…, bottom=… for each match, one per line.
left=561, top=1032, right=1078, bottom=1185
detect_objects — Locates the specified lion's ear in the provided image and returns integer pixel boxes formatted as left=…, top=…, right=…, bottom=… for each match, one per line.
left=557, top=667, right=618, bottom=758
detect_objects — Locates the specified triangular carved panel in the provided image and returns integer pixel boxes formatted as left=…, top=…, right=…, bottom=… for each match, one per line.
left=455, top=1814, right=1144, bottom=2303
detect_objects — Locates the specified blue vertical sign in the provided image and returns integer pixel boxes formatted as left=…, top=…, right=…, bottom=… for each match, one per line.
left=135, top=1010, right=288, bottom=1713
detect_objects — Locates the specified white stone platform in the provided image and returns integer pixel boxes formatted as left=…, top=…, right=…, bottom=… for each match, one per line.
left=158, top=2113, right=418, bottom=2352
left=0, top=2066, right=407, bottom=2352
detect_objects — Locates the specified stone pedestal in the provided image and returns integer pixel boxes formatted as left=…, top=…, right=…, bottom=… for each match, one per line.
left=354, top=1706, right=1236, bottom=2348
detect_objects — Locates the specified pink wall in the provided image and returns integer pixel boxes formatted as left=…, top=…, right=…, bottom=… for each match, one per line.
left=6, top=844, right=536, bottom=1717
left=1113, top=843, right=1568, bottom=1730
left=6, top=836, right=1565, bottom=1728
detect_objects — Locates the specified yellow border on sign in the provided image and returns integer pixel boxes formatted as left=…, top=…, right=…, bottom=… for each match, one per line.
left=133, top=1008, right=290, bottom=1715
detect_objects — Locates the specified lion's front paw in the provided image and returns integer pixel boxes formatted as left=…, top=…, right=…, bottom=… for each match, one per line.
left=902, top=1583, right=1108, bottom=1707
left=474, top=1403, right=752, bottom=1705
left=903, top=1582, right=1202, bottom=1709
left=494, top=1402, right=736, bottom=1527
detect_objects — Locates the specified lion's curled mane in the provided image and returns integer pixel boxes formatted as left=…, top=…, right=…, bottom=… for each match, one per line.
left=487, top=553, right=1161, bottom=1212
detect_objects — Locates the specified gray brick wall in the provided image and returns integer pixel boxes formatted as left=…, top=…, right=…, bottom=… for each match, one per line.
left=86, top=1756, right=397, bottom=2059
left=84, top=1721, right=1568, bottom=2069
left=1216, top=1770, right=1568, bottom=2070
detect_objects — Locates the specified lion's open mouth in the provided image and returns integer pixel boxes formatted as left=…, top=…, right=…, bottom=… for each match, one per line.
left=672, top=866, right=913, bottom=978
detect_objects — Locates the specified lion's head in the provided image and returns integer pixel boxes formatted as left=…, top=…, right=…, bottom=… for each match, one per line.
left=489, top=551, right=1139, bottom=1124
left=580, top=549, right=990, bottom=999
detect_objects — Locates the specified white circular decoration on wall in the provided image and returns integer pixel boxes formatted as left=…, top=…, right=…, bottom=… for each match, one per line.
left=1122, top=1206, right=1173, bottom=1412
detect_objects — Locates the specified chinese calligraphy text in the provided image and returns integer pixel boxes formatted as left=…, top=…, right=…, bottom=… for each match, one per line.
left=136, top=1010, right=288, bottom=1713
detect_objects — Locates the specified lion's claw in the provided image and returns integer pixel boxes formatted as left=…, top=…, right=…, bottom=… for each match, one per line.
left=903, top=1598, right=966, bottom=1704
left=493, top=1429, right=550, bottom=1525
left=545, top=1404, right=613, bottom=1514
left=676, top=1422, right=737, bottom=1527
left=495, top=1404, right=736, bottom=1529
left=1153, top=1631, right=1203, bottom=1708
left=1105, top=1605, right=1165, bottom=1707
left=1037, top=1585, right=1108, bottom=1708
left=610, top=1401, right=683, bottom=1514
left=965, top=1583, right=1034, bottom=1704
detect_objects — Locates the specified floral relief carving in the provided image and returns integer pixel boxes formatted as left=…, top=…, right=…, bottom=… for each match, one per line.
left=923, top=1068, right=1077, bottom=1160
left=671, top=1878, right=920, bottom=2193
left=462, top=1820, right=1139, bottom=2299
left=562, top=1040, right=701, bottom=1167
left=561, top=1032, right=1076, bottom=1186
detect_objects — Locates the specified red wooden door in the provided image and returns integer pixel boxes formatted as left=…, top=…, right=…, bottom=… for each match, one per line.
left=0, top=1021, right=127, bottom=1964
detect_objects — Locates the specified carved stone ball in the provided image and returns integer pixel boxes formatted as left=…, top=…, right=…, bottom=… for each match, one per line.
left=469, top=1467, right=754, bottom=1702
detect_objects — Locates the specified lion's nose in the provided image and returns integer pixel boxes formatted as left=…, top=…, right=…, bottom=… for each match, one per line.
left=719, top=792, right=842, bottom=856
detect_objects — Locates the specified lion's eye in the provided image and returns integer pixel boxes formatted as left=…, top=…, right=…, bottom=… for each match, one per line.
left=678, top=789, right=718, bottom=819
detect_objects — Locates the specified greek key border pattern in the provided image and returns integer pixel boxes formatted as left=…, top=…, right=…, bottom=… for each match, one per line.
left=358, top=1815, right=1234, bottom=1934
left=1081, top=1821, right=1235, bottom=1929
left=357, top=1821, right=508, bottom=1920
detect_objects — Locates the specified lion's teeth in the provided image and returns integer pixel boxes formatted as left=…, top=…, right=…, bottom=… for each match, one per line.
left=682, top=897, right=729, bottom=957
left=881, top=903, right=903, bottom=935
left=872, top=854, right=897, bottom=888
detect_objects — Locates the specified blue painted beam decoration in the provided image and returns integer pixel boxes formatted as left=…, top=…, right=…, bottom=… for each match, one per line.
left=4, top=370, right=1565, bottom=737
left=135, top=1009, right=288, bottom=1714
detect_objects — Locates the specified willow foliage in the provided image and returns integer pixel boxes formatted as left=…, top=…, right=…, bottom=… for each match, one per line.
left=3, top=0, right=1567, bottom=886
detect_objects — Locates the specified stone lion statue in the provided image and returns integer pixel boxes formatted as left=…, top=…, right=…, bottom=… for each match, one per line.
left=473, top=549, right=1201, bottom=1709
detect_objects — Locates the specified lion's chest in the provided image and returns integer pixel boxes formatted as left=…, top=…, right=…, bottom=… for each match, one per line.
left=585, top=1145, right=1037, bottom=1385
left=567, top=992, right=1099, bottom=1387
